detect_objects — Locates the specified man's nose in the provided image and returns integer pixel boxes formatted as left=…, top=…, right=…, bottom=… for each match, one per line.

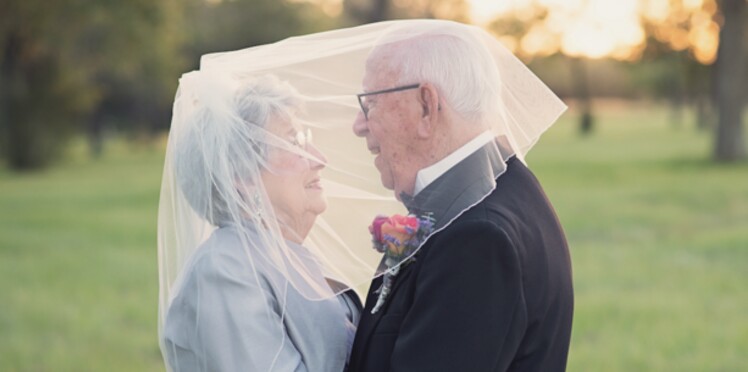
left=352, top=111, right=368, bottom=137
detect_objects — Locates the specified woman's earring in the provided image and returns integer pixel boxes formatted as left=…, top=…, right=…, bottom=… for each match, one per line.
left=253, top=192, right=264, bottom=221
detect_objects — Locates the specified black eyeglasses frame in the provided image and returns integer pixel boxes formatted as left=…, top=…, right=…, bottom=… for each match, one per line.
left=356, top=83, right=421, bottom=120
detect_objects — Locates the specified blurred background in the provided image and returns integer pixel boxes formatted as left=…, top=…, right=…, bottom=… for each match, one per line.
left=0, top=0, right=746, bottom=370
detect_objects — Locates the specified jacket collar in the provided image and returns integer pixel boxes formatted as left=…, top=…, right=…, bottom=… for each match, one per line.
left=401, top=138, right=510, bottom=232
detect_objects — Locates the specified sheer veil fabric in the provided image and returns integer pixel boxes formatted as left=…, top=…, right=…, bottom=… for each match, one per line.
left=157, top=19, right=565, bottom=370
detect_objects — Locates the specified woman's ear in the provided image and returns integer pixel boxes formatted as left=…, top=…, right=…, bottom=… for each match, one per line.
left=416, top=83, right=440, bottom=138
left=234, top=178, right=256, bottom=200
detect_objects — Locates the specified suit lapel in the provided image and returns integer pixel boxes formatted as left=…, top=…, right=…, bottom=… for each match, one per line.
left=350, top=276, right=381, bottom=369
left=406, top=139, right=507, bottom=231
left=350, top=262, right=416, bottom=368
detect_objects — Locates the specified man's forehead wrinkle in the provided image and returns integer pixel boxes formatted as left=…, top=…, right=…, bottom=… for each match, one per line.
left=364, top=47, right=404, bottom=89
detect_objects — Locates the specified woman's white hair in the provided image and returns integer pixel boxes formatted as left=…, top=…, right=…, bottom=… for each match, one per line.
left=371, top=21, right=502, bottom=127
left=173, top=73, right=302, bottom=225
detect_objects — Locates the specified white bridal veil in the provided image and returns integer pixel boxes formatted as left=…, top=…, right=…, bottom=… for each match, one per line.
left=157, top=19, right=565, bottom=370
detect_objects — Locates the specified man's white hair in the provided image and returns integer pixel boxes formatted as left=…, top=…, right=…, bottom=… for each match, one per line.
left=371, top=22, right=502, bottom=127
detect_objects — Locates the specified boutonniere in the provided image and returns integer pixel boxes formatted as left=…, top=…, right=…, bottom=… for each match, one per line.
left=369, top=213, right=435, bottom=314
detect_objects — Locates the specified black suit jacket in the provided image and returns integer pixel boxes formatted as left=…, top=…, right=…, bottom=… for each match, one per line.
left=348, top=145, right=574, bottom=372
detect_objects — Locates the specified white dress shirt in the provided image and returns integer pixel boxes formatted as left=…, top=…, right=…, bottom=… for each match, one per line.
left=414, top=131, right=494, bottom=196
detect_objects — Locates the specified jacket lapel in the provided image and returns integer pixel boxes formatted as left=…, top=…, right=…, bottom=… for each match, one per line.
left=405, top=139, right=507, bottom=231
left=350, top=263, right=416, bottom=368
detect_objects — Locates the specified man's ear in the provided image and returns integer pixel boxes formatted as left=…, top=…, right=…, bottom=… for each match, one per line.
left=416, top=83, right=440, bottom=138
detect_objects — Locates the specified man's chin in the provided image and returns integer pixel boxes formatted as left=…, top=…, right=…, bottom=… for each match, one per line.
left=379, top=175, right=394, bottom=191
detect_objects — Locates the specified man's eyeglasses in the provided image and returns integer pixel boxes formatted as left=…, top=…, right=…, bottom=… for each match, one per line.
left=357, top=83, right=420, bottom=121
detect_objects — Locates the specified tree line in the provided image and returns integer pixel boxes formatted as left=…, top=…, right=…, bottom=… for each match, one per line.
left=0, top=0, right=335, bottom=170
left=0, top=0, right=745, bottom=171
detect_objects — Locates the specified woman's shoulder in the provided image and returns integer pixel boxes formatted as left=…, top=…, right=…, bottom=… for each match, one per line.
left=186, top=227, right=270, bottom=283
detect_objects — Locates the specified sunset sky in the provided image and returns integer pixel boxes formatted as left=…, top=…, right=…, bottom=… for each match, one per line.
left=467, top=0, right=719, bottom=62
left=306, top=0, right=720, bottom=63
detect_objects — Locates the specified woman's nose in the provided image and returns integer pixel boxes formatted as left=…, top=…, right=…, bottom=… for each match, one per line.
left=307, top=144, right=327, bottom=170
left=352, top=112, right=368, bottom=137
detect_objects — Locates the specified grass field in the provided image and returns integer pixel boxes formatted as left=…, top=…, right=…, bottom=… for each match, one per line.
left=1, top=103, right=746, bottom=371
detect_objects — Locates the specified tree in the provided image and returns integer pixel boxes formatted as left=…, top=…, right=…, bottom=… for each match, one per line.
left=0, top=0, right=184, bottom=169
left=183, top=0, right=335, bottom=64
left=635, top=0, right=720, bottom=131
left=85, top=0, right=185, bottom=154
left=0, top=0, right=335, bottom=168
left=343, top=0, right=468, bottom=24
left=487, top=0, right=734, bottom=140
left=713, top=0, right=747, bottom=161
left=570, top=57, right=594, bottom=134
left=0, top=1, right=93, bottom=169
left=486, top=3, right=602, bottom=135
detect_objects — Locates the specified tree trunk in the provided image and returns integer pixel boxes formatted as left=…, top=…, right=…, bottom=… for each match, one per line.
left=714, top=0, right=747, bottom=161
left=87, top=108, right=104, bottom=159
left=570, top=57, right=594, bottom=135
left=1, top=28, right=78, bottom=170
left=695, top=94, right=713, bottom=131
left=669, top=87, right=684, bottom=129
left=0, top=30, right=37, bottom=170
left=368, top=0, right=390, bottom=22
left=669, top=55, right=686, bottom=128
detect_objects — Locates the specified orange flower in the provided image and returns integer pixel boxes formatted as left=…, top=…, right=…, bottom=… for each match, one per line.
left=380, top=214, right=419, bottom=256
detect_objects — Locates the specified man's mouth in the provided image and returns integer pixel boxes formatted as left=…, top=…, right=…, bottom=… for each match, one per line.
left=369, top=146, right=381, bottom=155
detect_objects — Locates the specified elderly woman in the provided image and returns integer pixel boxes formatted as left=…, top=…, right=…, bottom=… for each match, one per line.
left=158, top=73, right=361, bottom=372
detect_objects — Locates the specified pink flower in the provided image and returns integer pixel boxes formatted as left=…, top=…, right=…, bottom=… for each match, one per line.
left=373, top=214, right=419, bottom=256
left=369, top=215, right=389, bottom=243
left=390, top=214, right=418, bottom=232
left=367, top=212, right=435, bottom=314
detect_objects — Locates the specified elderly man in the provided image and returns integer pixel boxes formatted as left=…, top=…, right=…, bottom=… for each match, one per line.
left=348, top=23, right=574, bottom=372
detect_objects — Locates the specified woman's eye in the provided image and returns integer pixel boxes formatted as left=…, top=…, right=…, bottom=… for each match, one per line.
left=289, top=129, right=312, bottom=149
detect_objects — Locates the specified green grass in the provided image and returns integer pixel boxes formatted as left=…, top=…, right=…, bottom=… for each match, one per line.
left=529, top=104, right=748, bottom=371
left=0, top=140, right=166, bottom=371
left=1, top=104, right=746, bottom=371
